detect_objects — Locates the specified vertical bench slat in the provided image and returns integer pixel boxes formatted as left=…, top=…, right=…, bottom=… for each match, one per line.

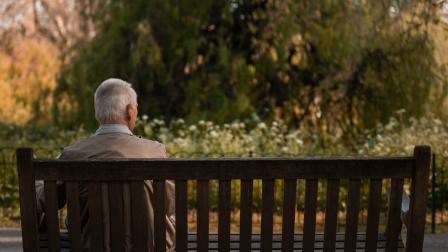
left=44, top=181, right=60, bottom=252
left=197, top=180, right=209, bottom=252
left=154, top=180, right=166, bottom=252
left=386, top=179, right=404, bottom=252
left=108, top=182, right=125, bottom=252
left=323, top=179, right=340, bottom=252
left=303, top=179, right=318, bottom=251
left=130, top=181, right=147, bottom=252
left=88, top=182, right=104, bottom=252
left=260, top=179, right=275, bottom=252
left=281, top=179, right=297, bottom=252
left=239, top=179, right=253, bottom=251
left=344, top=179, right=361, bottom=252
left=175, top=180, right=188, bottom=252
left=66, top=182, right=82, bottom=252
left=218, top=180, right=231, bottom=252
left=406, top=146, right=431, bottom=252
left=366, top=178, right=382, bottom=252
left=17, top=148, right=39, bottom=252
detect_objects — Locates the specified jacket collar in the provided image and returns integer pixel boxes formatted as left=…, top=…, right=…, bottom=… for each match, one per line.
left=94, top=124, right=133, bottom=136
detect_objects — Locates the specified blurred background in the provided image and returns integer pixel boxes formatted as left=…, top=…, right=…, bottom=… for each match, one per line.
left=1, top=0, right=448, bottom=234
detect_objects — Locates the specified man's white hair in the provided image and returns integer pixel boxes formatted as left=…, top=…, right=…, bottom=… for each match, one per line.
left=94, top=78, right=137, bottom=124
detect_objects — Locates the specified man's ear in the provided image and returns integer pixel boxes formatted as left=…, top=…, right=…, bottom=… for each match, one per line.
left=126, top=104, right=134, bottom=119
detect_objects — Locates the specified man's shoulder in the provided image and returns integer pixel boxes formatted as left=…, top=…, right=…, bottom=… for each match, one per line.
left=114, top=135, right=166, bottom=158
left=62, top=133, right=166, bottom=158
left=129, top=135, right=165, bottom=150
left=62, top=136, right=94, bottom=151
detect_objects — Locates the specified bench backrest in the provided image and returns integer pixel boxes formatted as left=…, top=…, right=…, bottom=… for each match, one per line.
left=17, top=146, right=431, bottom=252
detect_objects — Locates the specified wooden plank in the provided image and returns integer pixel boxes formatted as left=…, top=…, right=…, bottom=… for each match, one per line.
left=16, top=148, right=39, bottom=252
left=108, top=182, right=125, bottom=252
left=260, top=179, right=275, bottom=252
left=386, top=179, right=404, bottom=252
left=154, top=180, right=166, bottom=252
left=180, top=233, right=403, bottom=250
left=281, top=179, right=297, bottom=252
left=175, top=180, right=188, bottom=252
left=66, top=182, right=82, bottom=252
left=44, top=180, right=61, bottom=252
left=130, top=181, right=147, bottom=251
left=181, top=232, right=404, bottom=250
left=182, top=232, right=399, bottom=241
left=303, top=179, right=318, bottom=251
left=344, top=179, right=361, bottom=252
left=406, top=146, right=431, bottom=252
left=88, top=182, right=104, bottom=252
left=34, top=158, right=415, bottom=180
left=239, top=179, right=253, bottom=251
left=365, top=179, right=382, bottom=252
left=197, top=180, right=209, bottom=252
left=323, top=179, right=340, bottom=252
left=218, top=180, right=231, bottom=252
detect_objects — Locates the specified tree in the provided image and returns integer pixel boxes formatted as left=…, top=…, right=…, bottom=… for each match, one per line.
left=55, top=0, right=446, bottom=134
left=0, top=0, right=98, bottom=125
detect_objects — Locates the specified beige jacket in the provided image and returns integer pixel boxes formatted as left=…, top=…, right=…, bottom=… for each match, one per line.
left=36, top=132, right=175, bottom=251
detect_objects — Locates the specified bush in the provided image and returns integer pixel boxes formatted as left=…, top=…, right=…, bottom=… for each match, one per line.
left=1, top=114, right=447, bottom=218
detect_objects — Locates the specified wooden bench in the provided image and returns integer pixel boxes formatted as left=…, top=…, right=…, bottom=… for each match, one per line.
left=17, top=146, right=431, bottom=251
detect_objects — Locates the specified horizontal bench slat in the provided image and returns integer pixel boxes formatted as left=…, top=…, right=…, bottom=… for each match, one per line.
left=41, top=232, right=399, bottom=241
left=33, top=158, right=414, bottom=180
left=39, top=232, right=404, bottom=250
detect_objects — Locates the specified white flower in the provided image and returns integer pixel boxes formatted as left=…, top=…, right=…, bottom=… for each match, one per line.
left=377, top=134, right=383, bottom=141
left=210, top=131, right=219, bottom=138
left=258, top=122, right=267, bottom=129
left=385, top=122, right=396, bottom=131
left=189, top=125, right=197, bottom=132
left=142, top=115, right=149, bottom=121
left=231, top=123, right=239, bottom=129
left=295, top=139, right=304, bottom=145
left=282, top=147, right=289, bottom=152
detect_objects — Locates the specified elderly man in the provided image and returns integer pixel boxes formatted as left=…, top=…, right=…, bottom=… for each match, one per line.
left=36, top=78, right=175, bottom=251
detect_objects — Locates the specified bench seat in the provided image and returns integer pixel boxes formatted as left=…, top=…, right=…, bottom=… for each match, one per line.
left=38, top=232, right=404, bottom=251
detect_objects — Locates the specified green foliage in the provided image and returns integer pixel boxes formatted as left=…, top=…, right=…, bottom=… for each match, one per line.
left=0, top=123, right=86, bottom=217
left=54, top=0, right=445, bottom=133
left=2, top=113, right=448, bottom=217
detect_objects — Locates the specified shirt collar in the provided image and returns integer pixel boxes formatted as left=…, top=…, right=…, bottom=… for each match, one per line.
left=94, top=124, right=133, bottom=136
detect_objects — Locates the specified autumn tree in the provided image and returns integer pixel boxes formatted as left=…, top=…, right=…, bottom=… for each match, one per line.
left=0, top=0, right=97, bottom=124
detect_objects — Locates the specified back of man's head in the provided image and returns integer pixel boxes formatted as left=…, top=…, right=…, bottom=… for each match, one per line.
left=94, top=78, right=137, bottom=124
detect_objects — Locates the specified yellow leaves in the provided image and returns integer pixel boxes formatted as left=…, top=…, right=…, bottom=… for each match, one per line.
left=0, top=54, right=18, bottom=121
left=291, top=33, right=303, bottom=46
left=248, top=22, right=258, bottom=34
left=269, top=47, right=278, bottom=62
left=291, top=52, right=301, bottom=66
left=248, top=65, right=256, bottom=74
left=276, top=72, right=290, bottom=84
left=0, top=38, right=60, bottom=124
